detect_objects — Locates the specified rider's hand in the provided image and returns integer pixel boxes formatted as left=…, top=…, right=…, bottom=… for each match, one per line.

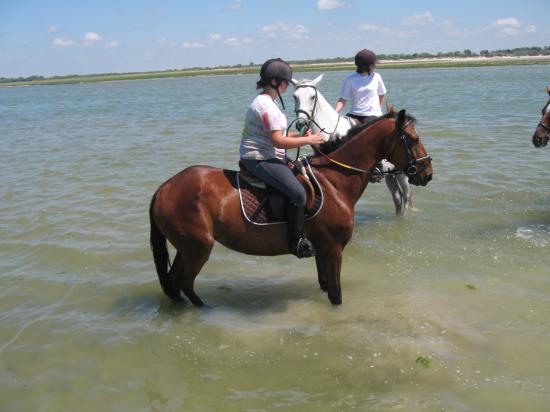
left=306, top=129, right=324, bottom=145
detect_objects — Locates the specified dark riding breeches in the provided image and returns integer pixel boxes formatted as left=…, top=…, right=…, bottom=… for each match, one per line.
left=240, top=158, right=306, bottom=207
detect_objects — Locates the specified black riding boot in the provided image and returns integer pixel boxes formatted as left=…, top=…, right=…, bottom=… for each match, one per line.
left=287, top=203, right=316, bottom=258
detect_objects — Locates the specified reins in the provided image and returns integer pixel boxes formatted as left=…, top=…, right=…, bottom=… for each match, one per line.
left=309, top=120, right=432, bottom=177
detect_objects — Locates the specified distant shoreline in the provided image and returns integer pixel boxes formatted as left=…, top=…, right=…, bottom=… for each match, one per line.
left=2, top=55, right=550, bottom=88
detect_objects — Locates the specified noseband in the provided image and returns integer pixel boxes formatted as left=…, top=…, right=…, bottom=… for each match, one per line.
left=397, top=123, right=432, bottom=177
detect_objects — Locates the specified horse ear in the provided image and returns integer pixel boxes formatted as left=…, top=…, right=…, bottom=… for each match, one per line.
left=386, top=103, right=394, bottom=114
left=547, top=85, right=550, bottom=96
left=311, top=73, right=324, bottom=87
left=397, top=109, right=406, bottom=129
left=290, top=78, right=298, bottom=86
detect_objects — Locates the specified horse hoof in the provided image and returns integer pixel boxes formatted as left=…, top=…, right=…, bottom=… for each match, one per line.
left=162, top=288, right=185, bottom=301
left=328, top=290, right=342, bottom=305
left=185, top=293, right=205, bottom=307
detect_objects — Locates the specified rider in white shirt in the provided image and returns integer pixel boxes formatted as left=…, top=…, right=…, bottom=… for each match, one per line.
left=239, top=58, right=323, bottom=258
left=335, top=49, right=386, bottom=124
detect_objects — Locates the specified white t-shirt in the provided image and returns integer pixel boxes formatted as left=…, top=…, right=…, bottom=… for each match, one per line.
left=240, top=94, right=287, bottom=160
left=339, top=72, right=387, bottom=117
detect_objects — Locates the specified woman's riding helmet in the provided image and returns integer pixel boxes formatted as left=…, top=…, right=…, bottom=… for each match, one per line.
left=354, top=49, right=377, bottom=74
left=258, top=58, right=293, bottom=108
left=259, top=58, right=292, bottom=86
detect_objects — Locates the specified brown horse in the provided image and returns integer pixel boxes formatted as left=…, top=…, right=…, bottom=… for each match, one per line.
left=149, top=109, right=433, bottom=306
left=533, top=86, right=550, bottom=148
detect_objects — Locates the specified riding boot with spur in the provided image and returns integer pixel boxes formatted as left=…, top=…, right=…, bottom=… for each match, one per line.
left=287, top=203, right=316, bottom=258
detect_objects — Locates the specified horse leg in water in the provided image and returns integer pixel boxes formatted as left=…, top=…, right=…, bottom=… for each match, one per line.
left=396, top=174, right=412, bottom=212
left=384, top=175, right=405, bottom=215
left=315, top=254, right=328, bottom=292
left=170, top=235, right=214, bottom=307
left=315, top=246, right=343, bottom=304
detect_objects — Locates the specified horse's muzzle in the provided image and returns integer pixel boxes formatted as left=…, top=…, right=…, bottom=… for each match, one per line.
left=533, top=132, right=549, bottom=148
left=410, top=171, right=432, bottom=186
left=295, top=117, right=309, bottom=131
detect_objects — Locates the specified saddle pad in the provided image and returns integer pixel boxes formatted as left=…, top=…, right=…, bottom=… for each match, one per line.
left=235, top=169, right=324, bottom=226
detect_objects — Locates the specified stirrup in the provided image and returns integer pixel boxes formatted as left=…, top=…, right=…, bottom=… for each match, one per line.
left=295, top=237, right=316, bottom=258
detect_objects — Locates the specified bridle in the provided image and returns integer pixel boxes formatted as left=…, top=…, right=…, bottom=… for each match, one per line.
left=537, top=100, right=550, bottom=141
left=312, top=120, right=432, bottom=178
left=294, top=84, right=351, bottom=137
left=393, top=121, right=432, bottom=177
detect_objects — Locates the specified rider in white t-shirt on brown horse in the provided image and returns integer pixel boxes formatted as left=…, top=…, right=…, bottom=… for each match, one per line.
left=239, top=58, right=323, bottom=258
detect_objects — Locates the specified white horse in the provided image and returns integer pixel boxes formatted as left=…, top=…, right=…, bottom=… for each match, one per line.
left=290, top=74, right=413, bottom=215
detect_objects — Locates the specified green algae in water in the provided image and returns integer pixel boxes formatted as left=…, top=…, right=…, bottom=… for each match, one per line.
left=416, top=356, right=431, bottom=368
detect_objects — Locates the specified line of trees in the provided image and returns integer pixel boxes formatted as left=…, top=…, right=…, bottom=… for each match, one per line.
left=2, top=45, right=549, bottom=84
left=290, top=46, right=550, bottom=64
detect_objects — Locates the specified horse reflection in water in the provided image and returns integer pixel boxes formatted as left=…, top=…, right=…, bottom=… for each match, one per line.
left=149, top=108, right=432, bottom=307
left=293, top=74, right=413, bottom=215
left=533, top=86, right=550, bottom=148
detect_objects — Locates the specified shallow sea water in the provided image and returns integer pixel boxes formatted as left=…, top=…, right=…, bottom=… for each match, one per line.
left=1, top=65, right=550, bottom=411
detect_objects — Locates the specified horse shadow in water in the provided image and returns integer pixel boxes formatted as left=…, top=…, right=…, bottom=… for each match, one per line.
left=292, top=74, right=412, bottom=215
left=149, top=107, right=432, bottom=307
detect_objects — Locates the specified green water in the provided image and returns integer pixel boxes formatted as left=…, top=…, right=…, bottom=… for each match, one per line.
left=1, top=65, right=550, bottom=411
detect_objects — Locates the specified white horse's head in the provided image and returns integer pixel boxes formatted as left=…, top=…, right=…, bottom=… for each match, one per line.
left=291, top=74, right=323, bottom=129
left=291, top=74, right=353, bottom=142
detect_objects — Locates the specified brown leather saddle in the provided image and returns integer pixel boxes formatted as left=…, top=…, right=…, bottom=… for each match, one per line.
left=236, top=158, right=323, bottom=225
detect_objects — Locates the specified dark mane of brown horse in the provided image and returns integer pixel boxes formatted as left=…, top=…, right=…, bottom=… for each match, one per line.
left=318, top=112, right=417, bottom=155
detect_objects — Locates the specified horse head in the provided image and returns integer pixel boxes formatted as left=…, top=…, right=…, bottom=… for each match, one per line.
left=532, top=86, right=550, bottom=148
left=291, top=74, right=333, bottom=142
left=386, top=109, right=433, bottom=186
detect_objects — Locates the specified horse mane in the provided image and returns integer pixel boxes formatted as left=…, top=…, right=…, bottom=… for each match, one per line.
left=318, top=111, right=416, bottom=154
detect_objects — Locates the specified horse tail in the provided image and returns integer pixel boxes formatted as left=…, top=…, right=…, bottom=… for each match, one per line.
left=149, top=192, right=175, bottom=297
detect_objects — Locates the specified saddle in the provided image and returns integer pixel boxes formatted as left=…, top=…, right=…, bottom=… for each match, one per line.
left=236, top=158, right=324, bottom=225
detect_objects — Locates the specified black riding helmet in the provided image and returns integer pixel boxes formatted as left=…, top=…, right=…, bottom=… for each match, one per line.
left=354, top=49, right=377, bottom=74
left=258, top=58, right=292, bottom=109
left=260, top=58, right=293, bottom=83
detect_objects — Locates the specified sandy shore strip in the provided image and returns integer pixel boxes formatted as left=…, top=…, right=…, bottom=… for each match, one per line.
left=2, top=55, right=549, bottom=87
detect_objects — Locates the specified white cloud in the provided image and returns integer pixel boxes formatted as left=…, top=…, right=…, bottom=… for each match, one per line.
left=499, top=27, right=520, bottom=36
left=403, top=11, right=434, bottom=26
left=223, top=37, right=240, bottom=46
left=208, top=33, right=223, bottom=41
left=106, top=41, right=120, bottom=48
left=182, top=41, right=205, bottom=49
left=52, top=37, right=74, bottom=47
left=490, top=17, right=536, bottom=37
left=317, top=0, right=350, bottom=10
left=491, top=17, right=521, bottom=28
left=83, top=32, right=103, bottom=46
left=358, top=23, right=381, bottom=32
left=48, top=26, right=58, bottom=33
left=222, top=37, right=254, bottom=47
left=261, top=22, right=309, bottom=40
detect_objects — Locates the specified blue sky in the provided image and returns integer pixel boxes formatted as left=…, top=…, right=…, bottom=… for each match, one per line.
left=1, top=0, right=548, bottom=77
